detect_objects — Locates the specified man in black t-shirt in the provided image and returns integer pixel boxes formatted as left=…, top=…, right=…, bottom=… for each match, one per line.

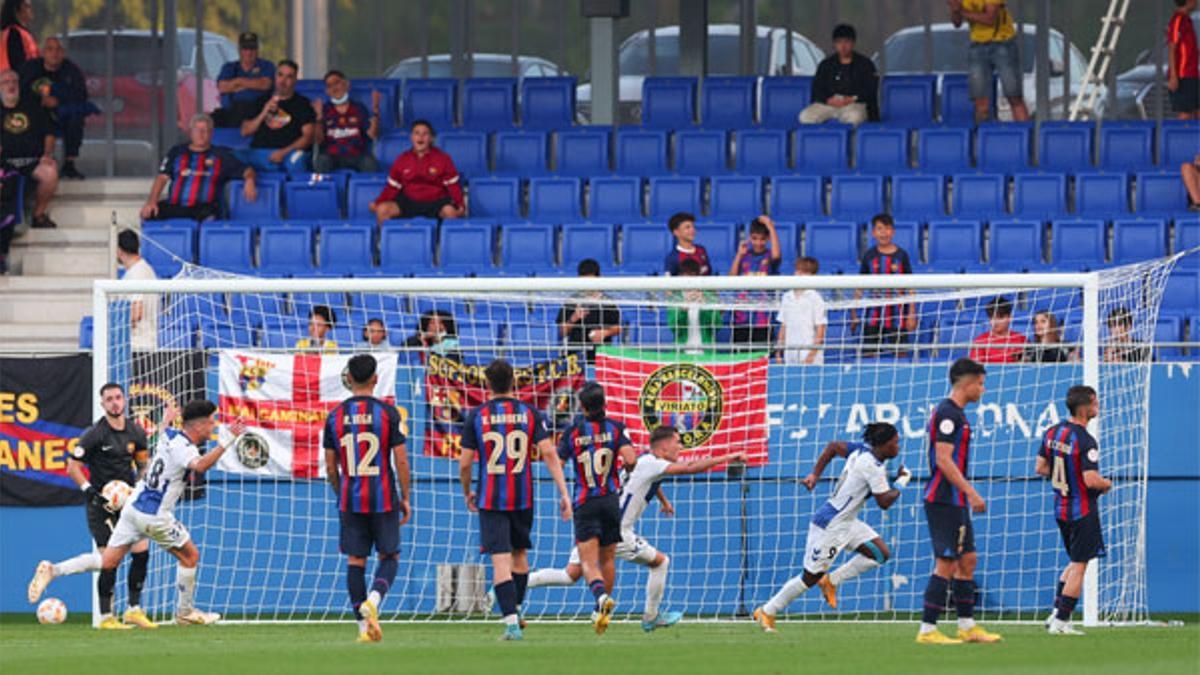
left=1, top=67, right=58, bottom=231
left=141, top=113, right=257, bottom=222
left=556, top=259, right=622, bottom=361
left=239, top=59, right=314, bottom=176
left=18, top=37, right=96, bottom=179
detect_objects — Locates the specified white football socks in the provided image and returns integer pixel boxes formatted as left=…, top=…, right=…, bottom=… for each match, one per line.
left=367, top=590, right=382, bottom=608
left=176, top=565, right=197, bottom=614
left=763, top=574, right=809, bottom=616
left=53, top=552, right=101, bottom=577
left=957, top=617, right=977, bottom=631
left=828, top=556, right=881, bottom=586
left=528, top=568, right=577, bottom=587
left=644, top=556, right=670, bottom=622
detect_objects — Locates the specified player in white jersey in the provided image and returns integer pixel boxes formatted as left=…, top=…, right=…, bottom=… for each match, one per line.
left=754, top=423, right=911, bottom=632
left=527, top=426, right=746, bottom=632
left=28, top=400, right=244, bottom=626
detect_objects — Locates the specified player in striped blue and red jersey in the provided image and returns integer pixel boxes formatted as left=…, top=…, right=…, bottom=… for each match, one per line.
left=322, top=354, right=411, bottom=644
left=459, top=359, right=572, bottom=641
left=140, top=113, right=257, bottom=222
left=854, top=214, right=916, bottom=356
left=556, top=382, right=637, bottom=635
left=1036, top=385, right=1111, bottom=635
left=917, top=358, right=1002, bottom=645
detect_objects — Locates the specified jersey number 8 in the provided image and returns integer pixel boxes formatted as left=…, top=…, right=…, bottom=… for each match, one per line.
left=483, top=430, right=528, bottom=475
left=579, top=448, right=614, bottom=489
left=1050, top=454, right=1070, bottom=496
left=340, top=432, right=381, bottom=478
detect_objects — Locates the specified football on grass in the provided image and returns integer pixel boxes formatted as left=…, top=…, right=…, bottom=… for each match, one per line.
left=36, top=598, right=67, bottom=624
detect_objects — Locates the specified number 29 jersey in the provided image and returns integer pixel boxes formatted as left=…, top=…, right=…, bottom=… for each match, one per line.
left=322, top=396, right=405, bottom=514
left=461, top=397, right=550, bottom=512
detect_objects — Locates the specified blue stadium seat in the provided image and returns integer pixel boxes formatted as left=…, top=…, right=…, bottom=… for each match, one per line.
left=258, top=225, right=315, bottom=276
left=1136, top=171, right=1188, bottom=215
left=938, top=74, right=980, bottom=125
left=1160, top=121, right=1200, bottom=169
left=1038, top=122, right=1094, bottom=171
left=951, top=173, right=1007, bottom=219
left=1178, top=217, right=1200, bottom=268
left=770, top=221, right=800, bottom=263
left=917, top=127, right=971, bottom=171
left=379, top=222, right=435, bottom=275
left=854, top=126, right=909, bottom=173
left=648, top=176, right=701, bottom=219
left=141, top=221, right=196, bottom=277
left=319, top=222, right=374, bottom=275
left=528, top=177, right=582, bottom=222
left=228, top=292, right=284, bottom=328
left=1099, top=122, right=1155, bottom=170
left=621, top=222, right=673, bottom=273
left=615, top=129, right=669, bottom=176
left=1051, top=219, right=1107, bottom=269
left=674, top=129, right=728, bottom=175
left=493, top=130, right=548, bottom=175
left=1162, top=269, right=1200, bottom=313
left=461, top=77, right=517, bottom=130
left=830, top=175, right=884, bottom=222
left=555, top=128, right=610, bottom=176
left=642, top=76, right=697, bottom=129
left=291, top=292, right=347, bottom=318
left=976, top=123, right=1031, bottom=172
left=228, top=180, right=279, bottom=220
left=374, top=134, right=411, bottom=165
left=347, top=175, right=386, bottom=219
left=1154, top=315, right=1186, bottom=361
left=734, top=129, right=789, bottom=175
left=794, top=126, right=849, bottom=173
left=467, top=176, right=521, bottom=219
left=803, top=221, right=859, bottom=273
left=350, top=79, right=400, bottom=129
left=588, top=176, right=642, bottom=222
left=295, top=79, right=325, bottom=100
left=199, top=223, right=254, bottom=273
left=889, top=220, right=922, bottom=261
left=500, top=223, right=556, bottom=274
left=507, top=323, right=562, bottom=365
left=200, top=323, right=255, bottom=349
left=1076, top=173, right=1129, bottom=216
left=521, top=76, right=576, bottom=130
left=759, top=77, right=812, bottom=128
left=439, top=131, right=489, bottom=177
left=700, top=76, right=756, bottom=129
left=927, top=219, right=983, bottom=271
left=562, top=223, right=617, bottom=269
left=881, top=75, right=936, bottom=126
left=402, top=78, right=456, bottom=129
left=284, top=181, right=339, bottom=220
left=1111, top=218, right=1167, bottom=264
left=892, top=174, right=945, bottom=219
left=710, top=176, right=763, bottom=220
left=769, top=175, right=823, bottom=219
left=439, top=224, right=494, bottom=274
left=700, top=220, right=740, bottom=271
left=989, top=219, right=1045, bottom=271
left=1012, top=173, right=1067, bottom=217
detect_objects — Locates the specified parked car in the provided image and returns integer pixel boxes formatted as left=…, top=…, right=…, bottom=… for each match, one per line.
left=575, top=24, right=826, bottom=123
left=384, top=53, right=567, bottom=80
left=876, top=23, right=1098, bottom=119
left=1114, top=11, right=1200, bottom=119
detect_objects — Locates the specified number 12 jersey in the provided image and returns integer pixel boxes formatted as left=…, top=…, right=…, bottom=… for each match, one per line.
left=323, top=396, right=405, bottom=514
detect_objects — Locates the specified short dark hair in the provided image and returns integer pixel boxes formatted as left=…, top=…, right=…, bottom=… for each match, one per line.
left=310, top=305, right=336, bottom=326
left=322, top=69, right=346, bottom=82
left=832, top=23, right=857, bottom=42
left=872, top=213, right=894, bottom=229
left=985, top=295, right=1014, bottom=318
left=346, top=354, right=377, bottom=385
left=796, top=256, right=819, bottom=274
left=748, top=219, right=769, bottom=238
left=277, top=59, right=299, bottom=73
left=117, top=229, right=139, bottom=255
left=1175, top=0, right=1189, bottom=7
left=667, top=212, right=696, bottom=234
left=577, top=258, right=601, bottom=277
left=418, top=309, right=457, bottom=336
left=98, top=382, right=123, bottom=397
left=485, top=359, right=515, bottom=394
left=1065, top=385, right=1097, bottom=416
left=862, top=422, right=898, bottom=447
left=182, top=399, right=217, bottom=424
left=578, top=382, right=606, bottom=421
left=649, top=425, right=679, bottom=447
left=949, top=358, right=987, bottom=386
left=1107, top=307, right=1133, bottom=328
left=679, top=258, right=702, bottom=276
left=411, top=118, right=435, bottom=135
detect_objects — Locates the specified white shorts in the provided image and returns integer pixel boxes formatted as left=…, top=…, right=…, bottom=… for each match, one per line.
left=566, top=530, right=659, bottom=567
left=108, top=506, right=191, bottom=550
left=802, top=520, right=878, bottom=575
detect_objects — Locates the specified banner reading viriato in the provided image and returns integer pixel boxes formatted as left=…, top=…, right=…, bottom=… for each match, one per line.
left=594, top=347, right=770, bottom=467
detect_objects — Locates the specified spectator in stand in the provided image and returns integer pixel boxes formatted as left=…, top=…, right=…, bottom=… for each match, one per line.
left=968, top=296, right=1027, bottom=363
left=799, top=24, right=878, bottom=126
left=664, top=212, right=712, bottom=276
left=0, top=0, right=37, bottom=72
left=141, top=113, right=257, bottom=222
left=729, top=216, right=782, bottom=348
left=362, top=318, right=389, bottom=349
left=295, top=305, right=338, bottom=352
left=1104, top=307, right=1151, bottom=363
left=776, top=257, right=828, bottom=365
left=1, top=68, right=57, bottom=229
left=404, top=309, right=460, bottom=358
left=312, top=70, right=380, bottom=173
left=1167, top=0, right=1199, bottom=120
left=1182, top=154, right=1200, bottom=211
left=116, top=229, right=159, bottom=351
left=668, top=258, right=722, bottom=354
left=1022, top=310, right=1073, bottom=363
left=557, top=258, right=622, bottom=360
left=950, top=0, right=1030, bottom=122
left=371, top=120, right=464, bottom=224
left=239, top=59, right=314, bottom=175
left=212, top=32, right=274, bottom=128
left=853, top=214, right=915, bottom=356
left=19, top=37, right=95, bottom=179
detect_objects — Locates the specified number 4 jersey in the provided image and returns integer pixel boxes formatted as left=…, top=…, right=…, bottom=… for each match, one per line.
left=323, top=396, right=405, bottom=513
left=461, top=397, right=550, bottom=512
left=1039, top=420, right=1100, bottom=521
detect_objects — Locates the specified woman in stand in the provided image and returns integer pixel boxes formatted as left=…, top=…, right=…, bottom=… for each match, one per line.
left=1022, top=311, right=1073, bottom=363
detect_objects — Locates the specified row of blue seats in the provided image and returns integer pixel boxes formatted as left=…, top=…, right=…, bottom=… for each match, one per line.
left=222, top=172, right=1196, bottom=224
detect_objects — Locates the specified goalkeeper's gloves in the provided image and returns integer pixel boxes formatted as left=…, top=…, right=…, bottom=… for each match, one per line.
left=893, top=466, right=913, bottom=489
left=83, top=482, right=108, bottom=510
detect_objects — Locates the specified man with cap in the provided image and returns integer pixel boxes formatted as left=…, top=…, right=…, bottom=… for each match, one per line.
left=213, top=32, right=274, bottom=128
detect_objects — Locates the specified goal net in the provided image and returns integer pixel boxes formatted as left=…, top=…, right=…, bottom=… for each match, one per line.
left=92, top=253, right=1180, bottom=626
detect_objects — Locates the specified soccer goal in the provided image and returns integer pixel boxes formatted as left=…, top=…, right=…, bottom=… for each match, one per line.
left=91, top=254, right=1180, bottom=626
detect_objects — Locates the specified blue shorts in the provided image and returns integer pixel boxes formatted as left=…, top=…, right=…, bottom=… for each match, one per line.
left=237, top=147, right=311, bottom=176
left=1057, top=513, right=1106, bottom=563
left=968, top=38, right=1023, bottom=99
left=339, top=509, right=400, bottom=558
left=573, top=493, right=621, bottom=546
left=924, top=501, right=976, bottom=560
left=479, top=508, right=533, bottom=555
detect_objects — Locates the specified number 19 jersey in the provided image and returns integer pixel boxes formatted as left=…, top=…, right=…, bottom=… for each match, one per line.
left=557, top=415, right=630, bottom=506
left=461, top=397, right=549, bottom=512
left=322, top=396, right=405, bottom=514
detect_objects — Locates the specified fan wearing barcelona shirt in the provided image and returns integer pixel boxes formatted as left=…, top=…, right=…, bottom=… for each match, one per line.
left=1036, top=385, right=1111, bottom=636
left=141, top=113, right=257, bottom=222
left=322, top=354, right=412, bottom=644
left=370, top=119, right=464, bottom=224
left=459, top=358, right=572, bottom=641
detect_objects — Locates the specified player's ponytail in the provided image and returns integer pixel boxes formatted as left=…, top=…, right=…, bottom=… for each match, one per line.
left=862, top=422, right=898, bottom=448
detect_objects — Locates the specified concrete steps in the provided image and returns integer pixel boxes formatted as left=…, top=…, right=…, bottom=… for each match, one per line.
left=0, top=276, right=94, bottom=351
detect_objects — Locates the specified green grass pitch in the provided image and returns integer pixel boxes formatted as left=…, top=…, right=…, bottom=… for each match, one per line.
left=1, top=618, right=1197, bottom=675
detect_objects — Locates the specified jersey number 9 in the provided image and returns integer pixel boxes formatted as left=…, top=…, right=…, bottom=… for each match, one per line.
left=579, top=447, right=614, bottom=489
left=341, top=432, right=381, bottom=478
left=483, top=430, right=528, bottom=475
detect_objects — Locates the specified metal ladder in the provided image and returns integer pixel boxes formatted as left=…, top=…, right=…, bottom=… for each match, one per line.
left=1070, top=0, right=1131, bottom=120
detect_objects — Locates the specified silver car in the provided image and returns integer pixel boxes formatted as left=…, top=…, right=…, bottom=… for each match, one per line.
left=384, top=53, right=566, bottom=80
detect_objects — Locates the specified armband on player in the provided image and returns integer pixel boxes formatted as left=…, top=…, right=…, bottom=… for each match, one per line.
left=893, top=466, right=913, bottom=489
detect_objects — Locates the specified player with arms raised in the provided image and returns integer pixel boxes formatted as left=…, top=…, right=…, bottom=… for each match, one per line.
left=754, top=423, right=910, bottom=631
left=323, top=354, right=412, bottom=643
left=459, top=359, right=572, bottom=641
left=1036, top=385, right=1110, bottom=635
left=29, top=400, right=242, bottom=625
left=916, top=358, right=1001, bottom=644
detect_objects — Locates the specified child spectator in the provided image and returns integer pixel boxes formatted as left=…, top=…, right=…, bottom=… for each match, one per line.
left=362, top=318, right=389, bottom=349
left=668, top=258, right=721, bottom=354
left=968, top=295, right=1026, bottom=363
left=295, top=305, right=338, bottom=352
left=664, top=212, right=712, bottom=276
left=729, top=216, right=782, bottom=347
left=1104, top=307, right=1151, bottom=362
left=854, top=214, right=915, bottom=355
left=1167, top=0, right=1199, bottom=120
left=312, top=70, right=381, bottom=173
left=1022, top=310, right=1073, bottom=363
left=776, top=257, right=828, bottom=365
